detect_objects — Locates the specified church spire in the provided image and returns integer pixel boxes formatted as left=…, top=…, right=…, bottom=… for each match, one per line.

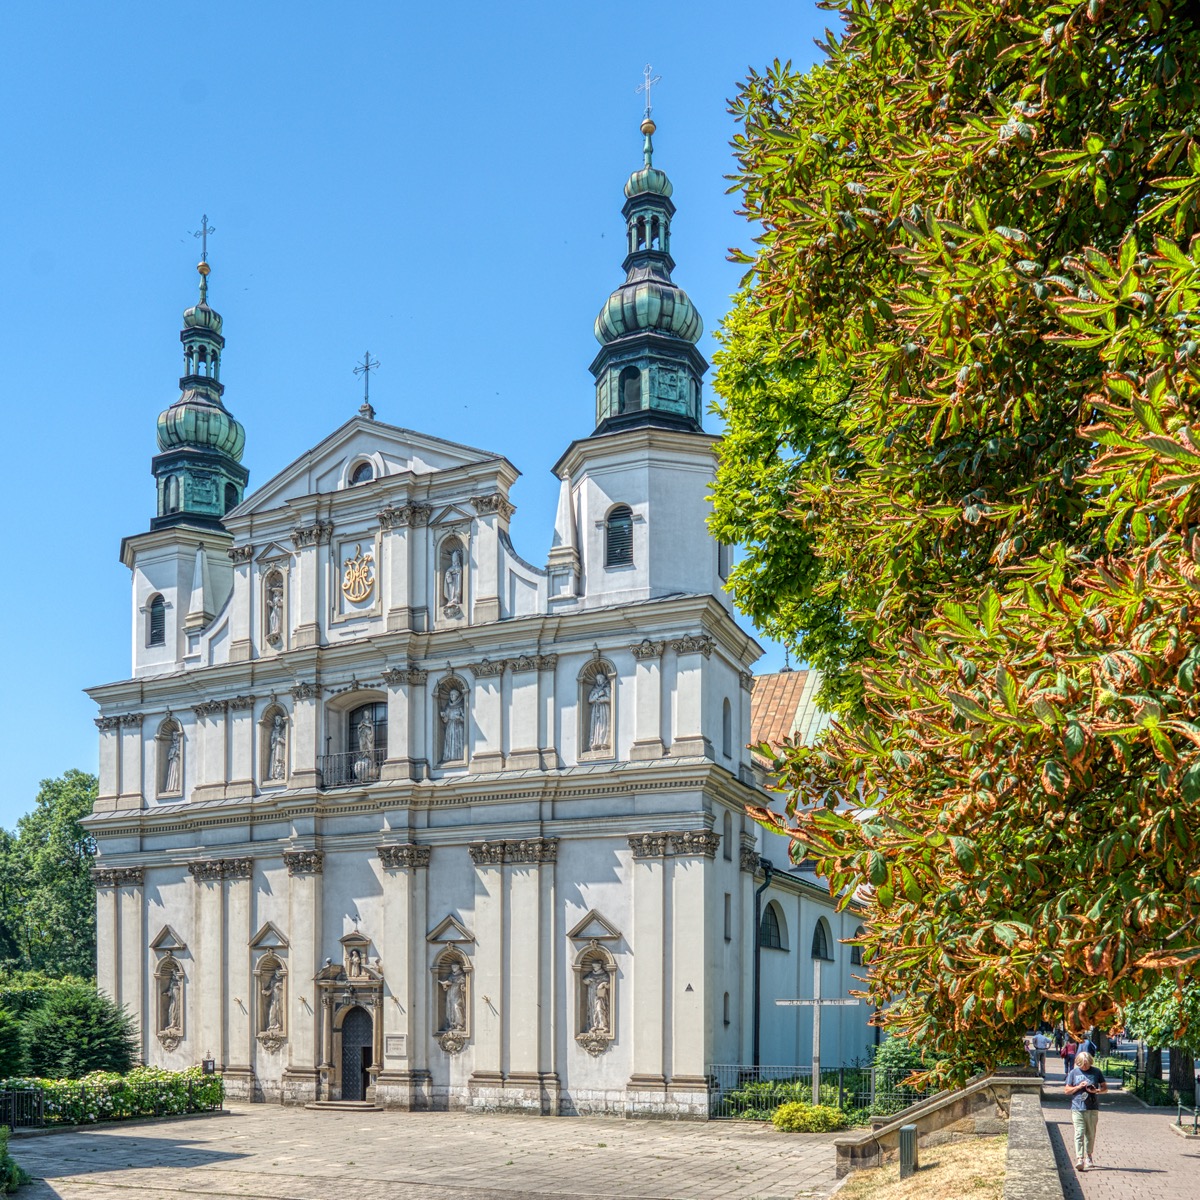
left=589, top=92, right=707, bottom=435
left=150, top=237, right=249, bottom=531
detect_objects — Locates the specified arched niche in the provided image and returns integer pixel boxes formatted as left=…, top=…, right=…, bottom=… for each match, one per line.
left=255, top=950, right=287, bottom=1052
left=157, top=716, right=183, bottom=798
left=578, top=657, right=616, bottom=762
left=434, top=675, right=469, bottom=767
left=260, top=704, right=289, bottom=787
left=574, top=941, right=616, bottom=1056
left=431, top=946, right=472, bottom=1054
left=320, top=689, right=388, bottom=788
left=155, top=953, right=185, bottom=1051
left=262, top=567, right=286, bottom=650
left=438, top=534, right=467, bottom=621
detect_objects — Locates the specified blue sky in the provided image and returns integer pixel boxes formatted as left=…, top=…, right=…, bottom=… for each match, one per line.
left=0, top=2, right=825, bottom=828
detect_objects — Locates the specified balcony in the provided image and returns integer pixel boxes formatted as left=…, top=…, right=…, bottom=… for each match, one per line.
left=318, top=749, right=387, bottom=789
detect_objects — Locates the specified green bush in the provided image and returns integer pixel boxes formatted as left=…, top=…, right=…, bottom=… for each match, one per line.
left=22, top=986, right=136, bottom=1078
left=0, top=972, right=90, bottom=1021
left=0, top=1066, right=224, bottom=1125
left=0, top=1012, right=23, bottom=1080
left=771, top=1102, right=849, bottom=1133
left=0, top=1127, right=29, bottom=1194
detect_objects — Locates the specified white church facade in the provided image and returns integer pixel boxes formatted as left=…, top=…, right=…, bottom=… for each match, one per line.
left=85, top=117, right=872, bottom=1116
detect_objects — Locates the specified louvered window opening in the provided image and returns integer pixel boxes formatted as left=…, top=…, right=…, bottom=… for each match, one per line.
left=605, top=506, right=633, bottom=566
left=149, top=597, right=166, bottom=647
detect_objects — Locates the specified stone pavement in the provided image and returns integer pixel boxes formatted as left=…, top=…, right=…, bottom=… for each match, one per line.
left=1041, top=1054, right=1200, bottom=1200
left=9, top=1103, right=841, bottom=1200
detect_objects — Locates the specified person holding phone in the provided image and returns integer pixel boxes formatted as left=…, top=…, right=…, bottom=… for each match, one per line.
left=1064, top=1050, right=1107, bottom=1169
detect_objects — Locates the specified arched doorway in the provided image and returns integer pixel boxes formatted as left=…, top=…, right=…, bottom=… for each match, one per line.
left=340, top=1006, right=373, bottom=1101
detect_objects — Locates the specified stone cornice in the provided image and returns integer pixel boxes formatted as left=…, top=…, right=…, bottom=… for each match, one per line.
left=187, top=856, right=254, bottom=881
left=283, top=849, right=324, bottom=876
left=377, top=843, right=431, bottom=869
left=91, top=866, right=144, bottom=888
left=628, top=830, right=721, bottom=860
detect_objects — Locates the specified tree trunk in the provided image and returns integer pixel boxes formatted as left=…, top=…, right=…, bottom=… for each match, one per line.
left=1169, top=1046, right=1195, bottom=1096
left=1146, top=1046, right=1163, bottom=1080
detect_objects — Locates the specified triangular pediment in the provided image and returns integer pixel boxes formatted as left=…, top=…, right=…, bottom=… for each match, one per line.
left=426, top=914, right=475, bottom=944
left=226, top=417, right=509, bottom=519
left=430, top=503, right=475, bottom=528
left=250, top=921, right=289, bottom=950
left=567, top=909, right=621, bottom=942
left=151, top=924, right=187, bottom=953
left=254, top=542, right=293, bottom=565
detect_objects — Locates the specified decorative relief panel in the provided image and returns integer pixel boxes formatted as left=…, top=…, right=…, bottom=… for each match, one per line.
left=627, top=830, right=721, bottom=860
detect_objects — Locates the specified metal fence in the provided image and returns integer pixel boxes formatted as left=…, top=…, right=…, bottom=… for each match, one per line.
left=318, top=749, right=387, bottom=789
left=0, top=1089, right=43, bottom=1129
left=707, top=1064, right=932, bottom=1120
left=0, top=1079, right=223, bottom=1129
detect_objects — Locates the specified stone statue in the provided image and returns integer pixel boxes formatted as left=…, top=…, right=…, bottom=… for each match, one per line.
left=348, top=948, right=363, bottom=978
left=163, top=729, right=182, bottom=793
left=262, top=968, right=283, bottom=1031
left=587, top=670, right=611, bottom=751
left=266, top=577, right=283, bottom=640
left=356, top=711, right=374, bottom=755
left=441, top=961, right=467, bottom=1030
left=163, top=967, right=181, bottom=1031
left=443, top=548, right=463, bottom=609
left=267, top=715, right=286, bottom=781
left=584, top=961, right=610, bottom=1033
left=440, top=687, right=465, bottom=762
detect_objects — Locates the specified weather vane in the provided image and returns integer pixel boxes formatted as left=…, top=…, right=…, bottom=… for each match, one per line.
left=636, top=64, right=662, bottom=121
left=191, top=214, right=215, bottom=263
left=354, top=350, right=380, bottom=417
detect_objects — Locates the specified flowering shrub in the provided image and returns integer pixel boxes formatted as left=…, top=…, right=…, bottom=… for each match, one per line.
left=771, top=1102, right=849, bottom=1133
left=0, top=1066, right=223, bottom=1125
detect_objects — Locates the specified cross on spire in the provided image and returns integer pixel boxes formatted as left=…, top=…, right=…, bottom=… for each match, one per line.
left=353, top=350, right=380, bottom=418
left=191, top=214, right=215, bottom=263
left=636, top=64, right=662, bottom=121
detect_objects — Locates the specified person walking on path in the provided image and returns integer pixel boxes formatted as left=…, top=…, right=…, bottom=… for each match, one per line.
left=1063, top=1034, right=1078, bottom=1075
left=1033, top=1029, right=1051, bottom=1076
left=1065, top=1050, right=1108, bottom=1170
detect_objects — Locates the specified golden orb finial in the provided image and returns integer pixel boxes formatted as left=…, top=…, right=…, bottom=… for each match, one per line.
left=197, top=260, right=211, bottom=277
left=641, top=117, right=656, bottom=136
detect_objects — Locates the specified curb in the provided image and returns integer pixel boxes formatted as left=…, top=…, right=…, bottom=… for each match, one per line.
left=9, top=1108, right=229, bottom=1139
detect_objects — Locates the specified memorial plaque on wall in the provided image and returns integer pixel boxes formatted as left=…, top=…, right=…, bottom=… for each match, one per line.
left=385, top=1034, right=407, bottom=1058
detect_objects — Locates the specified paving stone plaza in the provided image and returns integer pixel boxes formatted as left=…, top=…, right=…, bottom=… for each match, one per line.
left=9, top=1105, right=841, bottom=1200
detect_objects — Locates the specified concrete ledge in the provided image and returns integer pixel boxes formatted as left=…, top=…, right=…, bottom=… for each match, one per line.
left=1169, top=1120, right=1200, bottom=1139
left=1002, top=1091, right=1063, bottom=1200
left=834, top=1074, right=1040, bottom=1178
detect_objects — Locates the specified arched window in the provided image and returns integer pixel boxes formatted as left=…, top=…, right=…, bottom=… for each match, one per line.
left=850, top=925, right=866, bottom=967
left=722, top=811, right=732, bottom=860
left=605, top=505, right=633, bottom=567
left=718, top=541, right=732, bottom=580
left=759, top=902, right=786, bottom=950
left=335, top=700, right=386, bottom=786
left=224, top=483, right=239, bottom=513
left=164, top=475, right=180, bottom=514
left=812, top=917, right=834, bottom=961
left=722, top=698, right=733, bottom=759
left=148, top=595, right=166, bottom=647
left=618, top=366, right=641, bottom=414
left=349, top=461, right=374, bottom=486
left=723, top=991, right=731, bottom=1027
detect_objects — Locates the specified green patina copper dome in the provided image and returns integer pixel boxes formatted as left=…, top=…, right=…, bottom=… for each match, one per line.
left=624, top=163, right=673, bottom=199
left=182, top=263, right=223, bottom=332
left=595, top=272, right=703, bottom=344
left=157, top=394, right=246, bottom=459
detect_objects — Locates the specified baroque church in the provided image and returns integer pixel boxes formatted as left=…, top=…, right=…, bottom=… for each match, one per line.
left=86, top=115, right=873, bottom=1116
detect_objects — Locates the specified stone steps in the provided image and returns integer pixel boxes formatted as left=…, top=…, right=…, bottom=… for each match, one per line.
left=304, top=1100, right=383, bottom=1112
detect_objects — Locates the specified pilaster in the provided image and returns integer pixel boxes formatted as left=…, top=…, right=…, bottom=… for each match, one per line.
left=629, top=639, right=667, bottom=760
left=469, top=494, right=514, bottom=624
left=506, top=656, right=541, bottom=770
left=381, top=666, right=427, bottom=781
left=283, top=848, right=323, bottom=1104
left=291, top=521, right=331, bottom=648
left=468, top=659, right=505, bottom=772
left=227, top=544, right=254, bottom=661
left=192, top=700, right=228, bottom=803
left=467, top=842, right=505, bottom=1104
left=670, top=634, right=714, bottom=758
left=289, top=683, right=321, bottom=790
left=536, top=654, right=559, bottom=769
left=94, top=716, right=121, bottom=811
left=226, top=694, right=256, bottom=798
left=118, top=713, right=145, bottom=805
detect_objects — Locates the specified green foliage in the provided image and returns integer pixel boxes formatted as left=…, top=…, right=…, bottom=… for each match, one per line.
left=0, top=1127, right=29, bottom=1195
left=0, top=1011, right=24, bottom=1081
left=0, top=1067, right=223, bottom=1126
left=771, top=1101, right=850, bottom=1132
left=721, top=0, right=1200, bottom=1081
left=0, top=771, right=98, bottom=979
left=1122, top=979, right=1200, bottom=1053
left=0, top=971, right=91, bottom=1020
left=22, top=986, right=137, bottom=1079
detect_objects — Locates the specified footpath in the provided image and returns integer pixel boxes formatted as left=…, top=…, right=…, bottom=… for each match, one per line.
left=1039, top=1054, right=1200, bottom=1200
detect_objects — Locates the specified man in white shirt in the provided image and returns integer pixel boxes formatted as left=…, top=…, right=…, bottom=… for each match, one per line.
left=1032, top=1030, right=1051, bottom=1077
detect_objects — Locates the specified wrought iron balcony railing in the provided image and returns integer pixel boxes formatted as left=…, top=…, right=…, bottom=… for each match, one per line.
left=318, top=749, right=387, bottom=789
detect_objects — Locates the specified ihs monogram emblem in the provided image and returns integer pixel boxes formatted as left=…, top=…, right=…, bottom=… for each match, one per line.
left=341, top=544, right=375, bottom=603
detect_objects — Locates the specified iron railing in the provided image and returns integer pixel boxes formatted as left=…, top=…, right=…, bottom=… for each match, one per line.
left=0, top=1079, right=222, bottom=1128
left=0, top=1088, right=43, bottom=1129
left=707, top=1064, right=932, bottom=1120
left=318, top=749, right=387, bottom=789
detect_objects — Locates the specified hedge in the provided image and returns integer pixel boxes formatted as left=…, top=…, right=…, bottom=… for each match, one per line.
left=0, top=1066, right=223, bottom=1125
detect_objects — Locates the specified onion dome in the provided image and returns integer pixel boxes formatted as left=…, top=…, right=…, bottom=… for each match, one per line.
left=594, top=266, right=703, bottom=344
left=156, top=394, right=246, bottom=459
left=624, top=118, right=674, bottom=198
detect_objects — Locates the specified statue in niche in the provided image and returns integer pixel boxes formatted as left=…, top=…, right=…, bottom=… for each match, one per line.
left=583, top=960, right=611, bottom=1033
left=440, top=688, right=465, bottom=762
left=161, top=966, right=182, bottom=1032
left=443, top=548, right=464, bottom=611
left=266, top=577, right=283, bottom=642
left=267, top=715, right=287, bottom=781
left=353, top=711, right=377, bottom=781
left=262, top=967, right=284, bottom=1032
left=348, top=948, right=363, bottom=978
left=440, top=961, right=467, bottom=1031
left=163, top=729, right=182, bottom=793
left=587, top=670, right=611, bottom=751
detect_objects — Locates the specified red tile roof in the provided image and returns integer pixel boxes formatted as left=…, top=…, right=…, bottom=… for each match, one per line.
left=750, top=670, right=810, bottom=751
